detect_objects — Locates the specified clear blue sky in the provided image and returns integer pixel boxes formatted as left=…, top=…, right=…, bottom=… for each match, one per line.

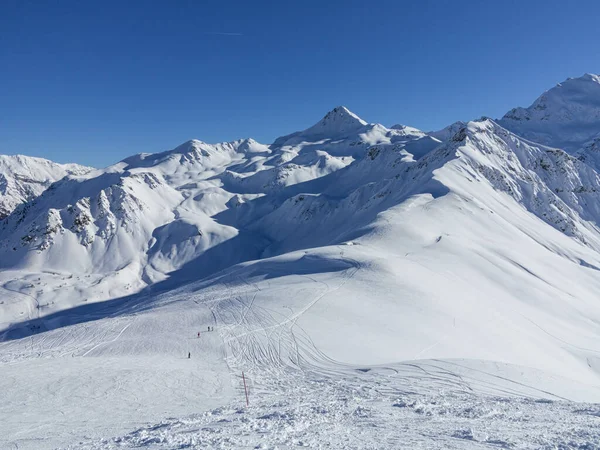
left=2, top=0, right=599, bottom=167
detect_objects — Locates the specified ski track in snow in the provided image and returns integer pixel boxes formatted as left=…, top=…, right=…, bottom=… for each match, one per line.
left=56, top=269, right=600, bottom=450
left=0, top=259, right=588, bottom=450
left=2, top=242, right=600, bottom=449
left=5, top=79, right=600, bottom=448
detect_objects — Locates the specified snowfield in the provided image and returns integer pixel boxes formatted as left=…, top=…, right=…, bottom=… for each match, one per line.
left=3, top=247, right=600, bottom=449
left=2, top=76, right=600, bottom=449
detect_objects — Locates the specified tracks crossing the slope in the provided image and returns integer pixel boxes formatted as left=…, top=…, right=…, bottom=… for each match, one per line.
left=196, top=252, right=363, bottom=399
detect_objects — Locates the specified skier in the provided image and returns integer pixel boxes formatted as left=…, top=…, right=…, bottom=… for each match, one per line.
left=207, top=326, right=210, bottom=332
left=188, top=352, right=191, bottom=359
left=197, top=332, right=200, bottom=338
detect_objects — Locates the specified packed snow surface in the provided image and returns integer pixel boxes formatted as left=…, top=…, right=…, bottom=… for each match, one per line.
left=3, top=74, right=600, bottom=449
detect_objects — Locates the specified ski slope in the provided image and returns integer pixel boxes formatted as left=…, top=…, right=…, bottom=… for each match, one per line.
left=3, top=192, right=600, bottom=448
left=2, top=74, right=600, bottom=448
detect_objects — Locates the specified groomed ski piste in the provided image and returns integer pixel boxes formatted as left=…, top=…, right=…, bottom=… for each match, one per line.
left=3, top=199, right=600, bottom=449
left=3, top=75, right=600, bottom=449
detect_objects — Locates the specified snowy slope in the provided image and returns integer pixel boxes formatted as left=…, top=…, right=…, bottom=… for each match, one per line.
left=3, top=79, right=600, bottom=448
left=499, top=73, right=600, bottom=167
left=0, top=154, right=92, bottom=219
left=0, top=108, right=441, bottom=326
left=272, top=105, right=368, bottom=145
left=428, top=120, right=467, bottom=142
left=3, top=105, right=600, bottom=372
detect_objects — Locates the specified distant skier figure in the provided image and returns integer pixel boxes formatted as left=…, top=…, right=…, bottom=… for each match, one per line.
left=207, top=326, right=210, bottom=332
left=188, top=352, right=191, bottom=359
left=197, top=332, right=200, bottom=338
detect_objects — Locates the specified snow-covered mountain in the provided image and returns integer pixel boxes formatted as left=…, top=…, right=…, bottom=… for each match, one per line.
left=4, top=75, right=600, bottom=449
left=0, top=108, right=443, bottom=318
left=428, top=120, right=467, bottom=142
left=499, top=73, right=600, bottom=166
left=0, top=155, right=92, bottom=219
left=3, top=84, right=600, bottom=323
left=4, top=76, right=600, bottom=350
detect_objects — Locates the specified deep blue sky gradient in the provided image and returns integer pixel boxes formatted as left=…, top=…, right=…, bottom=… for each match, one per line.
left=2, top=0, right=600, bottom=167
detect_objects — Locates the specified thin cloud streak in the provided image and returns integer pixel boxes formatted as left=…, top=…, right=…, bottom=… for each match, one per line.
left=203, top=32, right=244, bottom=36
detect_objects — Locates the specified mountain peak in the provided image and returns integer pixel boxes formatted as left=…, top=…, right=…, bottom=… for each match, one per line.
left=389, top=124, right=426, bottom=137
left=499, top=73, right=600, bottom=153
left=0, top=155, right=93, bottom=219
left=302, top=106, right=368, bottom=137
left=271, top=106, right=369, bottom=147
left=323, top=105, right=366, bottom=124
left=428, top=121, right=468, bottom=142
left=579, top=73, right=600, bottom=83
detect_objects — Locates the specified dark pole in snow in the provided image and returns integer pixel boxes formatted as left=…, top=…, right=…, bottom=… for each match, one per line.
left=242, top=372, right=249, bottom=407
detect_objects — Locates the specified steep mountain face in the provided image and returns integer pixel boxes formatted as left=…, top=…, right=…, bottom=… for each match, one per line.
left=448, top=120, right=600, bottom=245
left=0, top=155, right=92, bottom=219
left=250, top=118, right=600, bottom=259
left=428, top=120, right=467, bottom=142
left=272, top=106, right=367, bottom=145
left=499, top=74, right=600, bottom=159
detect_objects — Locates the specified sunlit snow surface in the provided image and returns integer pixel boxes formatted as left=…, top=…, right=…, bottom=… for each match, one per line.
left=3, top=77, right=600, bottom=448
left=3, top=243, right=600, bottom=448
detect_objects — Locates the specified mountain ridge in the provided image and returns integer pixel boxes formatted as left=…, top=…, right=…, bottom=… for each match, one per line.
left=499, top=73, right=600, bottom=155
left=3, top=74, right=600, bottom=328
left=5, top=74, right=600, bottom=449
left=0, top=154, right=92, bottom=220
